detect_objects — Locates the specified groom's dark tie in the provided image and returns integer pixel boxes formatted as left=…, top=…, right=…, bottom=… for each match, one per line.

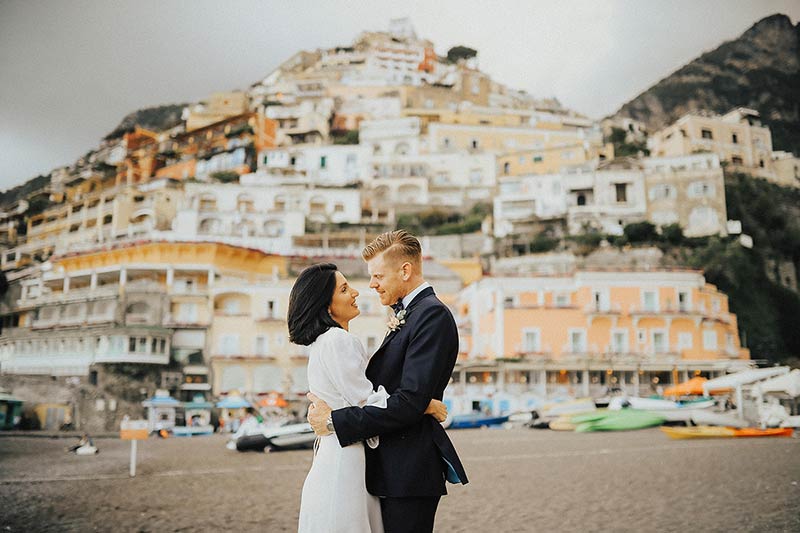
left=391, top=299, right=404, bottom=313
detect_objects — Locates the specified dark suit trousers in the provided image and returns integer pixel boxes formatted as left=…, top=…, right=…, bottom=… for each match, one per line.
left=380, top=496, right=441, bottom=533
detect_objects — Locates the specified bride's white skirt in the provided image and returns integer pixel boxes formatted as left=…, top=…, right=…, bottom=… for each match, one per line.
left=298, top=435, right=384, bottom=533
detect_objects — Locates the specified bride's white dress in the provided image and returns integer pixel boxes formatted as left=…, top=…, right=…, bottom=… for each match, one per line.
left=298, top=327, right=388, bottom=533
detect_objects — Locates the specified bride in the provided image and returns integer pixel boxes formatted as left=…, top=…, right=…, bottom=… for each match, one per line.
left=288, top=263, right=447, bottom=533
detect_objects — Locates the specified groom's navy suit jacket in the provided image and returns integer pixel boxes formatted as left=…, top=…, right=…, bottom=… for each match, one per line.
left=331, top=286, right=468, bottom=498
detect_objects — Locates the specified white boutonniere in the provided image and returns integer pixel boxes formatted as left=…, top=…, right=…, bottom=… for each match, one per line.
left=386, top=309, right=407, bottom=333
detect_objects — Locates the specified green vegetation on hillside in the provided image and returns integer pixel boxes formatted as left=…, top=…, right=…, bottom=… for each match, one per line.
left=396, top=202, right=490, bottom=236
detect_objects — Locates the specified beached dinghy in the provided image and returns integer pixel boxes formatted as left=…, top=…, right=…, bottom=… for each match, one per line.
left=732, top=427, right=793, bottom=438
left=575, top=409, right=665, bottom=432
left=449, top=413, right=509, bottom=429
left=662, top=426, right=794, bottom=439
left=660, top=426, right=736, bottom=439
left=264, top=423, right=317, bottom=451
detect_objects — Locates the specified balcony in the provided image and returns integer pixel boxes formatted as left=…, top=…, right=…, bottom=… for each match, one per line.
left=20, top=285, right=120, bottom=306
left=584, top=303, right=623, bottom=314
left=125, top=313, right=156, bottom=326
left=163, top=313, right=210, bottom=327
left=94, top=351, right=169, bottom=365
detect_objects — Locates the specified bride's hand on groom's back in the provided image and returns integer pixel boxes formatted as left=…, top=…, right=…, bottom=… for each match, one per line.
left=307, top=393, right=333, bottom=435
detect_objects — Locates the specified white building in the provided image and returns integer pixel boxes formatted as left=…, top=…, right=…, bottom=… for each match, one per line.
left=258, top=144, right=371, bottom=187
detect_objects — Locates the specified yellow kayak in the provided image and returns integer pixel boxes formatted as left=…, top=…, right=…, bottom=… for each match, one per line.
left=548, top=416, right=576, bottom=431
left=660, top=426, right=736, bottom=439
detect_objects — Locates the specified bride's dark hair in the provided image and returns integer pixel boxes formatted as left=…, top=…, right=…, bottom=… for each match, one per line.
left=287, top=263, right=343, bottom=346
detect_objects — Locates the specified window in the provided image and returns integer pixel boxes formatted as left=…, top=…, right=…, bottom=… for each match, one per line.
left=471, top=75, right=481, bottom=95
left=637, top=329, right=647, bottom=344
left=470, top=139, right=479, bottom=150
left=555, top=294, right=570, bottom=307
left=615, top=183, right=628, bottom=203
left=611, top=330, right=628, bottom=353
left=643, top=291, right=658, bottom=312
left=649, top=184, right=676, bottom=201
left=731, top=133, right=738, bottom=144
left=266, top=300, right=276, bottom=319
left=688, top=181, right=714, bottom=198
left=678, top=291, right=689, bottom=312
left=255, top=336, right=268, bottom=355
left=731, top=155, right=743, bottom=165
left=569, top=329, right=586, bottom=353
left=503, top=296, right=515, bottom=307
left=703, top=330, right=718, bottom=350
left=701, top=129, right=713, bottom=139
left=522, top=329, right=540, bottom=353
left=220, top=335, right=240, bottom=355
left=726, top=334, right=735, bottom=353
left=320, top=156, right=327, bottom=169
left=678, top=332, right=693, bottom=350
left=592, top=291, right=609, bottom=311
left=160, top=339, right=166, bottom=353
left=223, top=299, right=240, bottom=315
left=652, top=331, right=667, bottom=354
left=503, top=162, right=510, bottom=174
left=178, top=303, right=198, bottom=323
left=533, top=155, right=543, bottom=163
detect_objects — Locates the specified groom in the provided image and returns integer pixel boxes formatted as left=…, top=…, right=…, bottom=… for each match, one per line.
left=307, top=229, right=467, bottom=533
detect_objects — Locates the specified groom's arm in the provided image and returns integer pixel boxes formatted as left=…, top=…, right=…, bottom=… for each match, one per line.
left=330, top=305, right=457, bottom=447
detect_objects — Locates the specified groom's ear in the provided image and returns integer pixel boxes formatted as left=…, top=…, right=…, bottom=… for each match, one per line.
left=400, top=261, right=412, bottom=281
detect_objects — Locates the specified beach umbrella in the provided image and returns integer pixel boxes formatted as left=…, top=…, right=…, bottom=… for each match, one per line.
left=664, top=377, right=710, bottom=397
left=215, top=396, right=251, bottom=409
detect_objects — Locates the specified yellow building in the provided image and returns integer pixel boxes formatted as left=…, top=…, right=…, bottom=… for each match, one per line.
left=649, top=108, right=774, bottom=174
left=427, top=122, right=610, bottom=175
left=455, top=270, right=751, bottom=398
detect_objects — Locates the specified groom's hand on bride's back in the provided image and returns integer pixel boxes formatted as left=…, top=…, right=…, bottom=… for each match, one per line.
left=307, top=393, right=333, bottom=435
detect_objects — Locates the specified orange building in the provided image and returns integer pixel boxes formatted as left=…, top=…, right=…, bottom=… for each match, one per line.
left=454, top=269, right=752, bottom=398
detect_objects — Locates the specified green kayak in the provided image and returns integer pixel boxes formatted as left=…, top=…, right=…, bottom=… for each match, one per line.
left=574, top=409, right=666, bottom=432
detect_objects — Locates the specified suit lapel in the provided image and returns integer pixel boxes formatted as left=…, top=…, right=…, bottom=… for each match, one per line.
left=369, top=286, right=436, bottom=361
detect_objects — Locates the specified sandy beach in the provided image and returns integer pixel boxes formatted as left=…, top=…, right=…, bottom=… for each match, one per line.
left=1, top=428, right=798, bottom=532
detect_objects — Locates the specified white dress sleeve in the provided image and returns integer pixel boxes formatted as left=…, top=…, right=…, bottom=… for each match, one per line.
left=319, top=330, right=389, bottom=448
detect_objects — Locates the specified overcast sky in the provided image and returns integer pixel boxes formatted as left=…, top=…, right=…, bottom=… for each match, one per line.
left=1, top=0, right=798, bottom=191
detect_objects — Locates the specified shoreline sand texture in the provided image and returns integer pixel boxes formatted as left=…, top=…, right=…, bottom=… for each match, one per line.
left=1, top=428, right=798, bottom=532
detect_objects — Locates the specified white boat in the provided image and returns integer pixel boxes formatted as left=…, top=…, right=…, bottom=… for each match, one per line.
left=780, top=415, right=800, bottom=429
left=539, top=398, right=596, bottom=418
left=691, top=410, right=750, bottom=428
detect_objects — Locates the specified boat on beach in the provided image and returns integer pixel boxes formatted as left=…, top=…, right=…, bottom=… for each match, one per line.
left=574, top=409, right=665, bottom=432
left=449, top=413, right=510, bottom=429
left=660, top=426, right=736, bottom=439
left=661, top=426, right=794, bottom=439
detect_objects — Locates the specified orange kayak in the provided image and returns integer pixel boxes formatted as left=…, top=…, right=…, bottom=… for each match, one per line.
left=732, top=427, right=793, bottom=438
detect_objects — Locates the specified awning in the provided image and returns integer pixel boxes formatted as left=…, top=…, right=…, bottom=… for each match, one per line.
left=702, top=367, right=790, bottom=396
left=753, top=369, right=800, bottom=398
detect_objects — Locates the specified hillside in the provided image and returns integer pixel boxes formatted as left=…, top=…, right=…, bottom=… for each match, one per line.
left=103, top=103, right=188, bottom=140
left=661, top=171, right=800, bottom=365
left=612, top=14, right=800, bottom=155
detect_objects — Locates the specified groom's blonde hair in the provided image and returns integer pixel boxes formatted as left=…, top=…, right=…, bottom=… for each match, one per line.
left=362, top=230, right=422, bottom=268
